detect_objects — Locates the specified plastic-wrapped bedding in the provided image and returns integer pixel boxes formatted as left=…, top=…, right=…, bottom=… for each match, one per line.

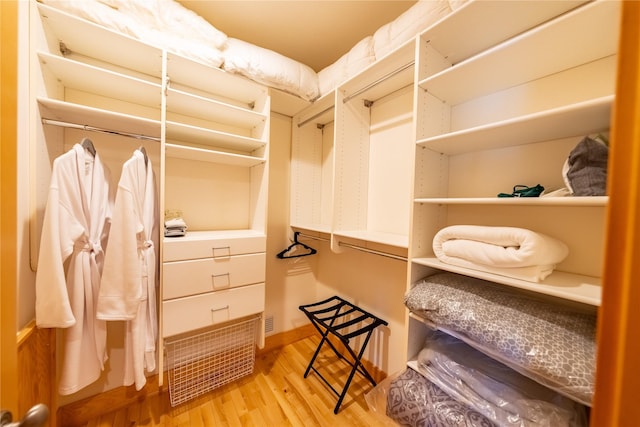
left=404, top=272, right=597, bottom=406
left=366, top=368, right=498, bottom=427
left=415, top=330, right=587, bottom=426
left=222, top=38, right=320, bottom=102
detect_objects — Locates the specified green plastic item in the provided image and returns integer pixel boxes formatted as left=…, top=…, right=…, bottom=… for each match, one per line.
left=497, top=184, right=544, bottom=198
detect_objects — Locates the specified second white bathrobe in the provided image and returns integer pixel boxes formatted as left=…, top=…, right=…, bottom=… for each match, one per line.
left=97, top=149, right=159, bottom=390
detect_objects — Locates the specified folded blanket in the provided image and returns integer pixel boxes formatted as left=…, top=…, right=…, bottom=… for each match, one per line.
left=433, top=225, right=569, bottom=282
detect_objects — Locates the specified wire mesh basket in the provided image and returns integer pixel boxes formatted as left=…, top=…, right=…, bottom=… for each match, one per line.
left=164, top=315, right=260, bottom=406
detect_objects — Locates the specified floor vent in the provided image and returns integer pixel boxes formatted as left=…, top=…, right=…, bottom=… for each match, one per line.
left=265, top=315, right=274, bottom=334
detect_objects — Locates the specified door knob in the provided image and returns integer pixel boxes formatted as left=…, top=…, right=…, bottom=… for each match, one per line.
left=0, top=404, right=49, bottom=427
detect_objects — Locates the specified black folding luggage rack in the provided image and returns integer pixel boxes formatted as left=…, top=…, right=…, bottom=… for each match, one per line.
left=299, top=296, right=388, bottom=414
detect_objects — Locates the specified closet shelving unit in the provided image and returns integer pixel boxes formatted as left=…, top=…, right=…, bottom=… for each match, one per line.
left=31, top=4, right=164, bottom=272
left=32, top=2, right=269, bottom=394
left=332, top=41, right=415, bottom=255
left=162, top=48, right=269, bottom=347
left=290, top=41, right=417, bottom=258
left=407, top=0, right=619, bottom=364
left=290, top=93, right=336, bottom=236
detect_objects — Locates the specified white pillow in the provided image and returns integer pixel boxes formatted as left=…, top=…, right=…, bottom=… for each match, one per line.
left=318, top=36, right=375, bottom=95
left=41, top=0, right=140, bottom=38
left=373, top=0, right=453, bottom=59
left=98, top=0, right=228, bottom=49
left=222, top=38, right=320, bottom=102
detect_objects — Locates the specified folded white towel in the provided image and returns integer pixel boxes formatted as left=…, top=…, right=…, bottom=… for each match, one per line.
left=165, top=217, right=187, bottom=229
left=433, top=225, right=569, bottom=282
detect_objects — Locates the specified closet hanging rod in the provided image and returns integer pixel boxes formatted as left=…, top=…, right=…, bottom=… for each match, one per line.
left=338, top=242, right=407, bottom=261
left=296, top=232, right=330, bottom=242
left=342, top=60, right=415, bottom=104
left=41, top=118, right=161, bottom=142
left=297, top=106, right=335, bottom=128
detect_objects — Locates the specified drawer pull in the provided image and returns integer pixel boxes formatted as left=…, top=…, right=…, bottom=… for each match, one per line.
left=212, top=246, right=231, bottom=258
left=211, top=305, right=229, bottom=313
left=211, top=273, right=231, bottom=288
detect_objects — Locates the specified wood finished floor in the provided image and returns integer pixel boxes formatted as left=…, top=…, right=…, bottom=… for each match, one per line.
left=82, top=336, right=391, bottom=427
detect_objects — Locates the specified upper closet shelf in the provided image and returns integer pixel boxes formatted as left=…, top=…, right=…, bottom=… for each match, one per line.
left=167, top=53, right=268, bottom=109
left=166, top=88, right=267, bottom=129
left=38, top=3, right=163, bottom=78
left=413, top=257, right=601, bottom=306
left=419, top=0, right=620, bottom=105
left=421, top=0, right=588, bottom=66
left=296, top=93, right=335, bottom=128
left=340, top=41, right=414, bottom=104
left=416, top=96, right=613, bottom=155
left=414, top=196, right=608, bottom=207
left=165, top=143, right=265, bottom=167
left=39, top=52, right=161, bottom=109
left=166, top=121, right=266, bottom=154
left=38, top=97, right=161, bottom=138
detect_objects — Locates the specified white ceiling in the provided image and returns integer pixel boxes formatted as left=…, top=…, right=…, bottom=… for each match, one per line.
left=177, top=1, right=416, bottom=72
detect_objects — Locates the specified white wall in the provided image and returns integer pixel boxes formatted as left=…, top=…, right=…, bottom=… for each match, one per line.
left=265, top=112, right=319, bottom=335
left=315, top=247, right=408, bottom=376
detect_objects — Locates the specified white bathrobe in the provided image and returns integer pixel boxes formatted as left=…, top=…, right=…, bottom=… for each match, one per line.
left=97, top=149, right=159, bottom=390
left=35, top=143, right=112, bottom=395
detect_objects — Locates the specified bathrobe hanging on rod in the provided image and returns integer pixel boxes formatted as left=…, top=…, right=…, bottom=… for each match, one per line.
left=97, top=148, right=159, bottom=390
left=35, top=142, right=113, bottom=395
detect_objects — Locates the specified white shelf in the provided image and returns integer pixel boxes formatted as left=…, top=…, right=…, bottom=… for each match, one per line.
left=414, top=196, right=608, bottom=207
left=37, top=3, right=163, bottom=78
left=165, top=143, right=265, bottom=167
left=340, top=41, right=415, bottom=103
left=166, top=121, right=265, bottom=154
left=333, top=230, right=409, bottom=249
left=412, top=257, right=601, bottom=306
left=167, top=52, right=267, bottom=108
left=38, top=52, right=161, bottom=108
left=37, top=97, right=161, bottom=139
left=291, top=223, right=332, bottom=235
left=420, top=0, right=588, bottom=66
left=166, top=87, right=267, bottom=129
left=417, top=96, right=613, bottom=155
left=163, top=229, right=266, bottom=244
left=295, top=93, right=335, bottom=128
left=419, top=0, right=620, bottom=105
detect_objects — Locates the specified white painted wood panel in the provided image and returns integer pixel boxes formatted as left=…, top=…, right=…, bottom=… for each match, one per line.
left=162, top=283, right=265, bottom=338
left=163, top=253, right=266, bottom=300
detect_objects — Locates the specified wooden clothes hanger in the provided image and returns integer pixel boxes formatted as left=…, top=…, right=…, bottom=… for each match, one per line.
left=277, top=232, right=317, bottom=259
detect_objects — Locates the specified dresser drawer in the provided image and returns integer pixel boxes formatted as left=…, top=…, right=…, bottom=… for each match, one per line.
left=163, top=230, right=266, bottom=262
left=163, top=252, right=266, bottom=300
left=162, top=283, right=265, bottom=338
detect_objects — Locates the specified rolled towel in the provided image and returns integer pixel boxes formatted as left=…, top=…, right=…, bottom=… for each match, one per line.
left=433, top=225, right=569, bottom=282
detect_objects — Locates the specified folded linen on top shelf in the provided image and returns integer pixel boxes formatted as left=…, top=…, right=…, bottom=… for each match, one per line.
left=433, top=225, right=569, bottom=282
